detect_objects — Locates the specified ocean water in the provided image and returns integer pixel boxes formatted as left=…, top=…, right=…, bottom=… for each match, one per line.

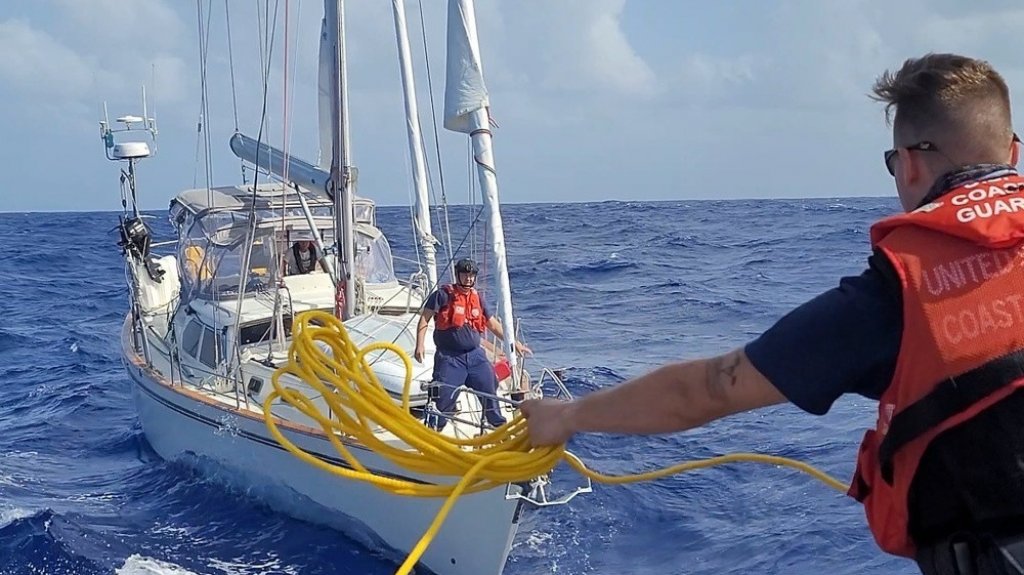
left=0, top=197, right=920, bottom=575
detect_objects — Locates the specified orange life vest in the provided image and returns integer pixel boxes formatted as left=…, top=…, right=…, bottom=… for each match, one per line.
left=434, top=284, right=487, bottom=333
left=848, top=173, right=1024, bottom=556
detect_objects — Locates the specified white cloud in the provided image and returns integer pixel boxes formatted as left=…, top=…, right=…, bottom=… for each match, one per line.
left=719, top=1, right=892, bottom=110
left=146, top=55, right=190, bottom=107
left=911, top=7, right=1024, bottom=57
left=0, top=4, right=190, bottom=119
left=576, top=2, right=657, bottom=98
left=668, top=53, right=765, bottom=106
left=54, top=0, right=185, bottom=51
left=483, top=0, right=656, bottom=100
left=0, top=19, right=106, bottom=100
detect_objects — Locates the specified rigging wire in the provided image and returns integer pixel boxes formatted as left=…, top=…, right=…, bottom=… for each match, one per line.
left=231, top=0, right=282, bottom=365
left=224, top=0, right=245, bottom=184
left=414, top=0, right=455, bottom=281
left=269, top=0, right=294, bottom=355
left=194, top=0, right=223, bottom=364
left=196, top=0, right=216, bottom=204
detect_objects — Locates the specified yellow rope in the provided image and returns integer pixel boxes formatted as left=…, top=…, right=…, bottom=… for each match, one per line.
left=262, top=310, right=848, bottom=575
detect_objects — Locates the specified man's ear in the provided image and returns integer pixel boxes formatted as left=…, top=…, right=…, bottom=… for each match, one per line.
left=898, top=147, right=925, bottom=188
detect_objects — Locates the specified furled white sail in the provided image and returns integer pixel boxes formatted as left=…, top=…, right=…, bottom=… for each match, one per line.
left=392, top=0, right=438, bottom=288
left=443, top=0, right=489, bottom=134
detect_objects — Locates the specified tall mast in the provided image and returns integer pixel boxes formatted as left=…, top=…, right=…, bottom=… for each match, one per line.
left=324, top=0, right=356, bottom=318
left=444, top=0, right=519, bottom=380
left=392, top=0, right=438, bottom=289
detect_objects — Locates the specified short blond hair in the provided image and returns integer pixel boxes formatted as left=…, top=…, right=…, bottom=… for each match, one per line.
left=871, top=53, right=1012, bottom=160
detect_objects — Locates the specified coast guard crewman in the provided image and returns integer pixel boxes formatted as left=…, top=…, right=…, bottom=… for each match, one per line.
left=415, top=258, right=531, bottom=431
left=522, top=53, right=1024, bottom=574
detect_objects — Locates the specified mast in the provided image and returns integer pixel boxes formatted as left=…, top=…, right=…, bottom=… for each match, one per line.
left=324, top=0, right=356, bottom=319
left=444, top=0, right=519, bottom=380
left=391, top=0, right=438, bottom=289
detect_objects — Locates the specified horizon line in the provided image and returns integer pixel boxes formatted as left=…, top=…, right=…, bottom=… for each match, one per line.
left=1, top=195, right=897, bottom=216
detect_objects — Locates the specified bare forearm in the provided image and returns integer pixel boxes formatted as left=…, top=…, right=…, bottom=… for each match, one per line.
left=415, top=317, right=429, bottom=348
left=566, top=361, right=708, bottom=435
left=565, top=349, right=785, bottom=436
left=487, top=317, right=505, bottom=339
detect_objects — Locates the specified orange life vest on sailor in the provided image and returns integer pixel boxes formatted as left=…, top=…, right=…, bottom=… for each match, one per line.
left=434, top=284, right=488, bottom=333
left=848, top=174, right=1024, bottom=557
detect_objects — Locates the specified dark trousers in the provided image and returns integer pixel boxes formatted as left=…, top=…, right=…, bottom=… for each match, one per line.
left=428, top=347, right=505, bottom=428
left=917, top=532, right=1024, bottom=575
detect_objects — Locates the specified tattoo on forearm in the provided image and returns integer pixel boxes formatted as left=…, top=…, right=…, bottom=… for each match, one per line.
left=705, top=351, right=741, bottom=402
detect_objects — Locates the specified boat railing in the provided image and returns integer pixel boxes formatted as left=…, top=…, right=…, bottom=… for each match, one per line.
left=506, top=468, right=593, bottom=507
left=405, top=271, right=428, bottom=313
left=418, top=364, right=593, bottom=508
left=508, top=366, right=593, bottom=507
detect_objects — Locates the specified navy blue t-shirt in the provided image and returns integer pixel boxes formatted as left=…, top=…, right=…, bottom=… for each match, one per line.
left=425, top=287, right=491, bottom=355
left=744, top=254, right=900, bottom=414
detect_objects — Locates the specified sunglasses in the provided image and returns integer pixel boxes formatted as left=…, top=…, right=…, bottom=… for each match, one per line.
left=883, top=141, right=938, bottom=177
left=884, top=133, right=1022, bottom=177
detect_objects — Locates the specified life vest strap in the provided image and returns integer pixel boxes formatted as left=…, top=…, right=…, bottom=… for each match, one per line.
left=879, top=348, right=1024, bottom=484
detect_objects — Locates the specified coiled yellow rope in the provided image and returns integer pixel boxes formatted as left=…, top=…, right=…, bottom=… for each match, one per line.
left=262, top=310, right=848, bottom=575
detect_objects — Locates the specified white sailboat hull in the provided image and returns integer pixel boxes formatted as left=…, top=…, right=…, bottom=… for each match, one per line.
left=122, top=326, right=523, bottom=575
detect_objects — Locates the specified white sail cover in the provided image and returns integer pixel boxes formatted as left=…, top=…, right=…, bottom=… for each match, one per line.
left=443, top=0, right=489, bottom=134
left=392, top=0, right=439, bottom=288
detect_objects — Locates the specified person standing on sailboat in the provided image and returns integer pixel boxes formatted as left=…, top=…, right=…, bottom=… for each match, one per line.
left=414, top=257, right=530, bottom=430
left=521, top=53, right=1024, bottom=574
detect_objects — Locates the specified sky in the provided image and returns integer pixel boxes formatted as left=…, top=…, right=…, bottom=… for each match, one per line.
left=2, top=0, right=1024, bottom=212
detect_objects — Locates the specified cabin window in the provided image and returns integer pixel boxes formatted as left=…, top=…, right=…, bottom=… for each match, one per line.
left=182, top=319, right=203, bottom=358
left=199, top=327, right=221, bottom=368
left=238, top=316, right=294, bottom=345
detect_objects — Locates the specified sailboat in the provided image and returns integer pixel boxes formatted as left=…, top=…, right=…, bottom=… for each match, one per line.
left=99, top=1, right=584, bottom=574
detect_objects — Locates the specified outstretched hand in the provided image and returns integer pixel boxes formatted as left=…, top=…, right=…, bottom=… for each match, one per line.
left=519, top=398, right=576, bottom=447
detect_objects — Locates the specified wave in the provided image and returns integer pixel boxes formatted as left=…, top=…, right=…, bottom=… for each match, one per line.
left=0, top=510, right=111, bottom=575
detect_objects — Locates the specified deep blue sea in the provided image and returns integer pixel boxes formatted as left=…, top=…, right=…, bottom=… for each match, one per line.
left=0, top=198, right=921, bottom=575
